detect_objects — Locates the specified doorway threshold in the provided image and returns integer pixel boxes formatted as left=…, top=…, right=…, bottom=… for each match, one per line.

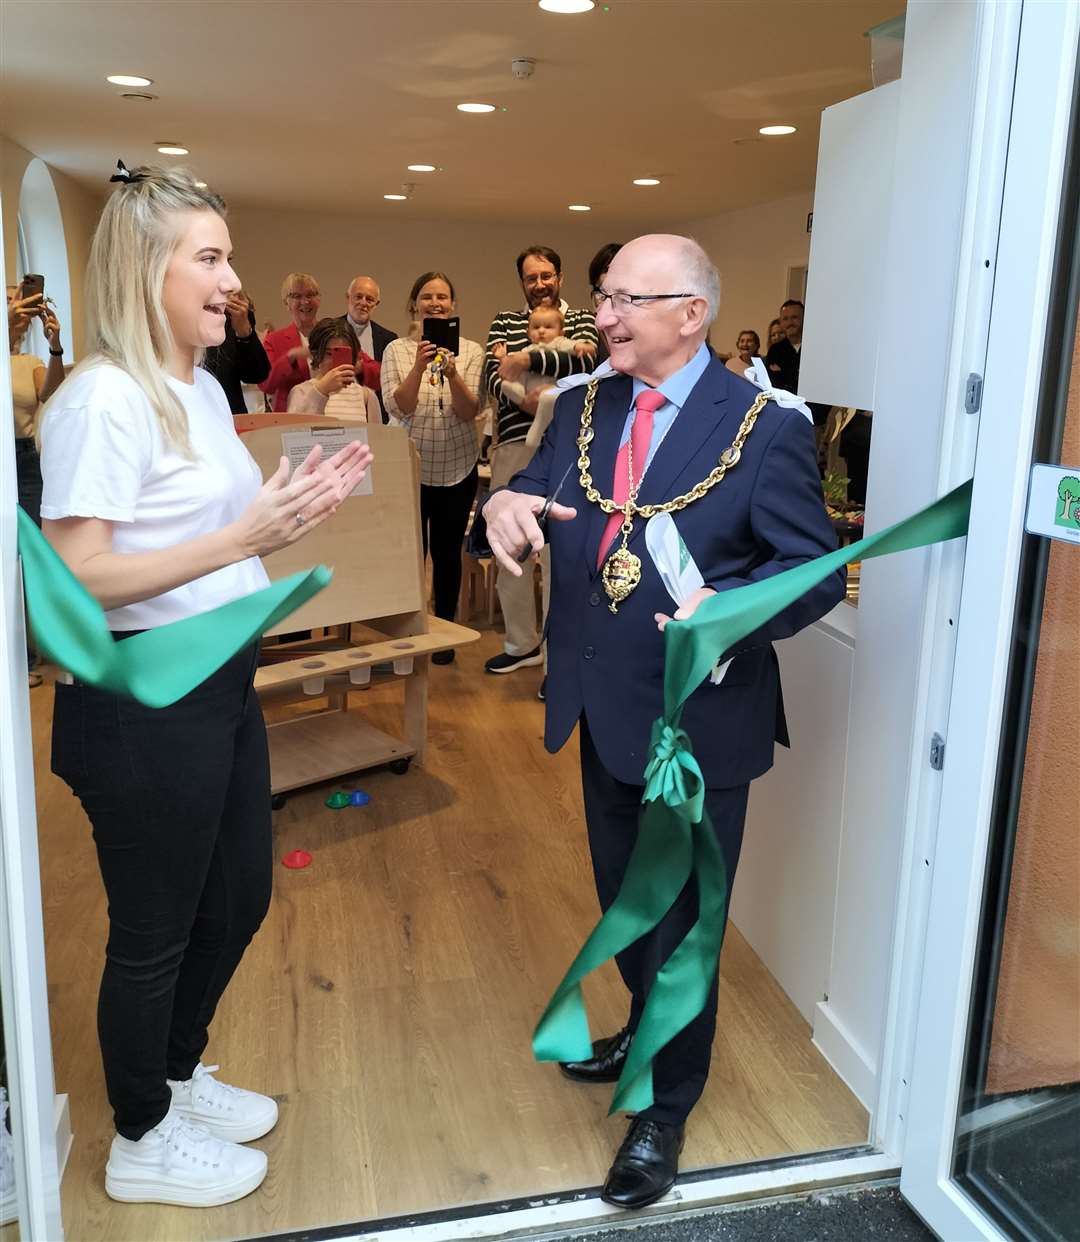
left=251, top=1145, right=897, bottom=1242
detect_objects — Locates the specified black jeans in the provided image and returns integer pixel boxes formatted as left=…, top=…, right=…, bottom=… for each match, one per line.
left=419, top=466, right=478, bottom=621
left=51, top=640, right=272, bottom=1140
left=579, top=717, right=748, bottom=1126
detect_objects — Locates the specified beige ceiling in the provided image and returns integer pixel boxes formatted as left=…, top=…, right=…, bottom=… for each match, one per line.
left=1, top=0, right=903, bottom=224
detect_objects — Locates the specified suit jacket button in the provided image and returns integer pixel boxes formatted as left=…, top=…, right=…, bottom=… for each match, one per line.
left=583, top=645, right=595, bottom=660
left=589, top=592, right=601, bottom=607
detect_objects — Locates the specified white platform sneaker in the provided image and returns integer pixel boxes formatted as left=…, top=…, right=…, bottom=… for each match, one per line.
left=105, top=1109, right=266, bottom=1207
left=168, top=1063, right=278, bottom=1143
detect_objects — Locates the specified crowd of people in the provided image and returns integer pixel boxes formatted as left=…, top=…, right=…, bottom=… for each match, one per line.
left=6, top=161, right=861, bottom=1217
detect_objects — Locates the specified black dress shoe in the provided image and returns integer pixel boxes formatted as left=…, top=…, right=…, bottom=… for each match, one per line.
left=601, top=1117, right=685, bottom=1209
left=559, top=1025, right=632, bottom=1083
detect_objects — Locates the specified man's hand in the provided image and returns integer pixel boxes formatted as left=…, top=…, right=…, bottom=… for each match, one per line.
left=484, top=490, right=577, bottom=574
left=498, top=350, right=531, bottom=381
left=655, top=586, right=717, bottom=633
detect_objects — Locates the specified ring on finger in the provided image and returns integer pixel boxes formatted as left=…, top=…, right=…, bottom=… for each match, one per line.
left=295, top=511, right=306, bottom=526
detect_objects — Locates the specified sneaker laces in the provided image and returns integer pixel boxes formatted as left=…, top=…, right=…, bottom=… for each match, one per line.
left=188, top=1064, right=244, bottom=1114
left=154, top=1112, right=228, bottom=1170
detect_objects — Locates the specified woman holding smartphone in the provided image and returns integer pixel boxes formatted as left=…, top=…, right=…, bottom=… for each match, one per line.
left=381, top=272, right=483, bottom=659
left=38, top=165, right=370, bottom=1208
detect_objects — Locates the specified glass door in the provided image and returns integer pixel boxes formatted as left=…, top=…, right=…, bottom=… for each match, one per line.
left=901, top=3, right=1080, bottom=1237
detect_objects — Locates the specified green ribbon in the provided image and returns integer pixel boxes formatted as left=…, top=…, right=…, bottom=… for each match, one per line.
left=17, top=506, right=331, bottom=708
left=533, top=478, right=973, bottom=1113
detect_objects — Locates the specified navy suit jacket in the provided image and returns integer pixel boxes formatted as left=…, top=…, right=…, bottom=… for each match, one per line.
left=503, top=356, right=845, bottom=789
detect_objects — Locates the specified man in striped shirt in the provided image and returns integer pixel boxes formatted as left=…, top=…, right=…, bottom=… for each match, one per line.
left=483, top=246, right=599, bottom=680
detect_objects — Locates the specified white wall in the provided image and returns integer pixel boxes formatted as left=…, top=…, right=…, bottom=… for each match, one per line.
left=686, top=191, right=814, bottom=358
left=225, top=205, right=618, bottom=345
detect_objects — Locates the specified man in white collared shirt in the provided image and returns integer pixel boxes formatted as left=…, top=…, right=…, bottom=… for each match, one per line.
left=345, top=276, right=398, bottom=420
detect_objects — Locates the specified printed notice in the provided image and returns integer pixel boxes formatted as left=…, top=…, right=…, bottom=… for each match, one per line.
left=1025, top=462, right=1080, bottom=545
left=280, top=426, right=373, bottom=498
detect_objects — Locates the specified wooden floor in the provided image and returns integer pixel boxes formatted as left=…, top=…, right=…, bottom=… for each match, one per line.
left=30, top=626, right=867, bottom=1242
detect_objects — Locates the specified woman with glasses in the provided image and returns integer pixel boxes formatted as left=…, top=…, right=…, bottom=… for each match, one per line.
left=259, top=272, right=321, bottom=411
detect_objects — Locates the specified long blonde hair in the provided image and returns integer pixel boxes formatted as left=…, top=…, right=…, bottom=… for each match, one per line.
left=60, top=166, right=228, bottom=456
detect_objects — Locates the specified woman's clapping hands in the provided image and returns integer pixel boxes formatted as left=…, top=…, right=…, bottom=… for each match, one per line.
left=234, top=441, right=373, bottom=558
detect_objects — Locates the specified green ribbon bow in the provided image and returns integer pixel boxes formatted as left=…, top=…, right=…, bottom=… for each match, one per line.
left=17, top=507, right=330, bottom=708
left=533, top=478, right=973, bottom=1113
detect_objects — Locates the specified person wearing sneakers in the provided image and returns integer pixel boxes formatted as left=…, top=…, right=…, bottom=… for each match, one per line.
left=38, top=164, right=371, bottom=1209
left=482, top=235, right=842, bottom=1209
left=482, top=246, right=598, bottom=682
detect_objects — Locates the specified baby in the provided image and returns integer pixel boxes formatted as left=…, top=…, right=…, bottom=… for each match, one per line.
left=493, top=307, right=593, bottom=447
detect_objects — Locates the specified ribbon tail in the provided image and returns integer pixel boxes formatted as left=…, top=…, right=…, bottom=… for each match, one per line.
left=17, top=506, right=332, bottom=707
left=533, top=792, right=694, bottom=1063
left=610, top=808, right=729, bottom=1114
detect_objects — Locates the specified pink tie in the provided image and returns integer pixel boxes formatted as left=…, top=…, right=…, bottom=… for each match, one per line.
left=597, top=388, right=666, bottom=567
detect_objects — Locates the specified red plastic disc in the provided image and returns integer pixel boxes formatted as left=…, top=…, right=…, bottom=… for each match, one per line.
left=282, top=849, right=313, bottom=869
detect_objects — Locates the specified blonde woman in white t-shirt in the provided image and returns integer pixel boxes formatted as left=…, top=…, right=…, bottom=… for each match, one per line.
left=38, top=164, right=371, bottom=1210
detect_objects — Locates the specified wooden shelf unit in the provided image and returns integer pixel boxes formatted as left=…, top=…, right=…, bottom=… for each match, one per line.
left=239, top=418, right=479, bottom=794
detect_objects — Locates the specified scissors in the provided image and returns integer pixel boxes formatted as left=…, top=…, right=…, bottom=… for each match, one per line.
left=516, top=458, right=577, bottom=564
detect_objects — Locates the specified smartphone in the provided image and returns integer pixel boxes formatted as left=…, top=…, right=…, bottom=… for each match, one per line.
left=422, top=316, right=460, bottom=355
left=21, top=273, right=44, bottom=300
left=329, top=344, right=354, bottom=372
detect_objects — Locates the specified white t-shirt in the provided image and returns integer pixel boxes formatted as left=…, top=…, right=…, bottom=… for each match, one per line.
left=39, top=363, right=270, bottom=630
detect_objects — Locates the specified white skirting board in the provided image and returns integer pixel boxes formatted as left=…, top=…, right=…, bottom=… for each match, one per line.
left=813, top=1001, right=877, bottom=1110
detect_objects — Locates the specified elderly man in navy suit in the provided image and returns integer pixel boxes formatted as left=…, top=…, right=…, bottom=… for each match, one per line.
left=483, top=235, right=844, bottom=1209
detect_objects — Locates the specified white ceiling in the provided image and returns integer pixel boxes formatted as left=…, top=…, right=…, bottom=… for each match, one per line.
left=0, top=0, right=903, bottom=224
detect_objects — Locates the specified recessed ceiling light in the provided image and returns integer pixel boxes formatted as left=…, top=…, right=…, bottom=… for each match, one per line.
left=194, top=181, right=208, bottom=188
left=568, top=204, right=591, bottom=212
left=407, top=164, right=437, bottom=173
left=457, top=102, right=496, bottom=113
left=539, top=0, right=595, bottom=11
left=759, top=124, right=797, bottom=136
left=156, top=143, right=189, bottom=155
left=383, top=193, right=408, bottom=201
left=107, top=74, right=153, bottom=87
left=633, top=177, right=660, bottom=186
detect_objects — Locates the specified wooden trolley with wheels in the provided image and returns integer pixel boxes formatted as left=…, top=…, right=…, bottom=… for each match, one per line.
left=237, top=416, right=479, bottom=802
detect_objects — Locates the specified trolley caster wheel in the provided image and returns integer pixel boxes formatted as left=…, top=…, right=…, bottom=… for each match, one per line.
left=389, top=758, right=411, bottom=776
left=271, top=793, right=288, bottom=810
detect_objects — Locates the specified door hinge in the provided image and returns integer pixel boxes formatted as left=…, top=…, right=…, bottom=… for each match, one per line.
left=930, top=732, right=946, bottom=770
left=964, top=372, right=983, bottom=414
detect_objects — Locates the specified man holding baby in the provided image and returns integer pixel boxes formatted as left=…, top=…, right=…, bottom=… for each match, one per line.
left=482, top=246, right=599, bottom=681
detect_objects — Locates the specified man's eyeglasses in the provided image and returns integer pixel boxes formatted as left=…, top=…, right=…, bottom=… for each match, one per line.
left=591, top=289, right=697, bottom=312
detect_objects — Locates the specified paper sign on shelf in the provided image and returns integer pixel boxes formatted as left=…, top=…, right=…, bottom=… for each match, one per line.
left=280, top=426, right=373, bottom=498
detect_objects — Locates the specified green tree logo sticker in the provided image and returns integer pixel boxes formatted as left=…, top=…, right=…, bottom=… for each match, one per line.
left=1056, top=475, right=1080, bottom=529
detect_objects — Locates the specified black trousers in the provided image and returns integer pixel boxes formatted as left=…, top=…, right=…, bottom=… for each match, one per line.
left=578, top=717, right=748, bottom=1126
left=419, top=466, right=478, bottom=621
left=51, top=641, right=272, bottom=1140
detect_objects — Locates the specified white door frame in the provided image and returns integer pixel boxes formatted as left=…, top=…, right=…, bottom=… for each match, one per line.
left=0, top=4, right=1059, bottom=1241
left=900, top=1, right=1080, bottom=1238
left=0, top=201, right=64, bottom=1239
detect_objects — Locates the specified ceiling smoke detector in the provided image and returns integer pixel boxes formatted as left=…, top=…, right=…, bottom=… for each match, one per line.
left=511, top=57, right=536, bottom=80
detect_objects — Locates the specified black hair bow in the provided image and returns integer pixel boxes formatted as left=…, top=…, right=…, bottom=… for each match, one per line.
left=109, top=159, right=145, bottom=184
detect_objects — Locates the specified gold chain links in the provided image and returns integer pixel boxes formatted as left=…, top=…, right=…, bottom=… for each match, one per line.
left=576, top=381, right=769, bottom=518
